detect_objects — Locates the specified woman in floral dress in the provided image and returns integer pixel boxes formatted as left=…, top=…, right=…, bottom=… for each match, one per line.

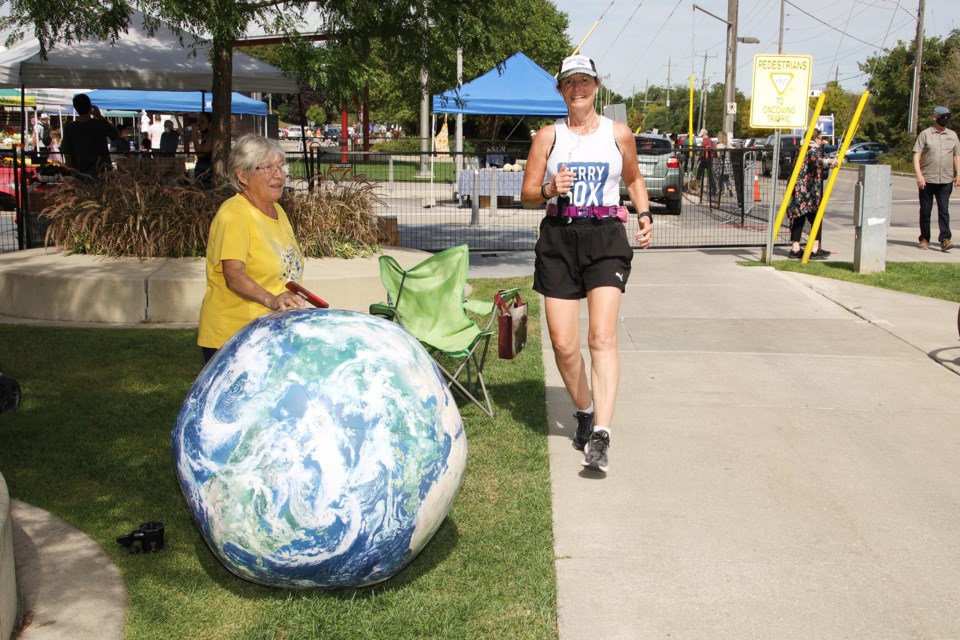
left=787, top=129, right=835, bottom=259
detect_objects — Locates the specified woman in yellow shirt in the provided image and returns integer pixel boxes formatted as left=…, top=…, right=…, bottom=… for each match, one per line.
left=198, top=135, right=305, bottom=362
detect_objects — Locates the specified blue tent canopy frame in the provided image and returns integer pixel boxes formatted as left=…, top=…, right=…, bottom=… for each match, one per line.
left=432, top=52, right=567, bottom=117
left=85, top=90, right=267, bottom=115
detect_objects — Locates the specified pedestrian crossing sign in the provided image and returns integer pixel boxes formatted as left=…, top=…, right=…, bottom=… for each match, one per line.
left=750, top=54, right=813, bottom=129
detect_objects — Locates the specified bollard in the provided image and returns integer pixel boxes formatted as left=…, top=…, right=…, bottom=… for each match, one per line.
left=470, top=170, right=480, bottom=226
left=853, top=164, right=891, bottom=273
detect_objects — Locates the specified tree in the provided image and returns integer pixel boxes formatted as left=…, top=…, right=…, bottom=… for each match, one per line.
left=1, top=0, right=498, bottom=175
left=860, top=29, right=960, bottom=146
left=291, top=0, right=571, bottom=141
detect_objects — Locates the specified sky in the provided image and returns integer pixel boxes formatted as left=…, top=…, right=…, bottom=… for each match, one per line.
left=552, top=0, right=958, bottom=99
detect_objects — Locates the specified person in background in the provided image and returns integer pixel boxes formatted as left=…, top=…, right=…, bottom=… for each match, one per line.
left=147, top=115, right=165, bottom=150
left=191, top=112, right=213, bottom=186
left=197, top=135, right=304, bottom=363
left=695, top=127, right=716, bottom=195
left=786, top=128, right=835, bottom=259
left=33, top=113, right=51, bottom=156
left=716, top=131, right=733, bottom=198
left=60, top=93, right=119, bottom=178
left=913, top=105, right=960, bottom=252
left=46, top=129, right=63, bottom=164
left=158, top=117, right=181, bottom=156
left=112, top=125, right=132, bottom=155
left=521, top=54, right=653, bottom=474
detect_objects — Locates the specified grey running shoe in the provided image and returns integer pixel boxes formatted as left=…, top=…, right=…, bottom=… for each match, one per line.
left=572, top=410, right=594, bottom=451
left=581, top=429, right=610, bottom=472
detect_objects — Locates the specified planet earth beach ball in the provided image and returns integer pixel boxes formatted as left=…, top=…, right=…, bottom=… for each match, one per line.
left=172, top=309, right=467, bottom=589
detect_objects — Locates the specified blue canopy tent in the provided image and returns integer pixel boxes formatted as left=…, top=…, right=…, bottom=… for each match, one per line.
left=85, top=90, right=267, bottom=115
left=432, top=52, right=567, bottom=116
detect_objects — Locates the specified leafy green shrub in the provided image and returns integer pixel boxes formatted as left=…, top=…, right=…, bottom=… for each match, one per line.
left=371, top=137, right=422, bottom=153
left=39, top=161, right=383, bottom=260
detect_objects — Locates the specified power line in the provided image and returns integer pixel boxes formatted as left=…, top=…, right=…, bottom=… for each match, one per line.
left=596, top=1, right=644, bottom=65
left=783, top=0, right=891, bottom=51
left=613, top=0, right=685, bottom=94
left=827, top=1, right=858, bottom=81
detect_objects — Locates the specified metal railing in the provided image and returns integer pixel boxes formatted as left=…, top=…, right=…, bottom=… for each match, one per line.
left=290, top=147, right=791, bottom=252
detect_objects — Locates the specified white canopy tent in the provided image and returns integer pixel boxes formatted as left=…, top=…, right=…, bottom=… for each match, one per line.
left=0, top=11, right=297, bottom=93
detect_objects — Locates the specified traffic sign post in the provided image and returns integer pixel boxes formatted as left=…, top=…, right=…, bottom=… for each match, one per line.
left=749, top=55, right=813, bottom=129
left=750, top=54, right=814, bottom=265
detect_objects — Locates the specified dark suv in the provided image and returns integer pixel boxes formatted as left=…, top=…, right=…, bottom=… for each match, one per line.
left=619, top=134, right=682, bottom=214
left=761, top=134, right=804, bottom=178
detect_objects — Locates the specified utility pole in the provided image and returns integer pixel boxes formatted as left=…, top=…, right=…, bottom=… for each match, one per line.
left=666, top=57, right=671, bottom=107
left=908, top=0, right=925, bottom=134
left=722, top=0, right=738, bottom=136
left=698, top=52, right=709, bottom=133
left=778, top=0, right=784, bottom=54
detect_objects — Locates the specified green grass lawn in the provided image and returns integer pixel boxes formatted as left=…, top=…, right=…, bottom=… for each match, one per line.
left=756, top=260, right=960, bottom=304
left=0, top=276, right=557, bottom=640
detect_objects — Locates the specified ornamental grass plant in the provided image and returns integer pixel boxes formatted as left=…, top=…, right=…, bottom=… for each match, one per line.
left=38, top=161, right=384, bottom=260
left=282, top=171, right=383, bottom=259
left=41, top=161, right=232, bottom=259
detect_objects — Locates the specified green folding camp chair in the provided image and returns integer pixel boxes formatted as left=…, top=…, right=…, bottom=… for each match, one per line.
left=369, top=245, right=517, bottom=417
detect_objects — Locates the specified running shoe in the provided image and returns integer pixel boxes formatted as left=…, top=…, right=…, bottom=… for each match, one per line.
left=581, top=429, right=610, bottom=472
left=572, top=410, right=594, bottom=451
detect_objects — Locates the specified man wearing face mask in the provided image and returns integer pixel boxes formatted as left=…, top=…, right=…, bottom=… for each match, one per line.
left=913, top=106, right=960, bottom=252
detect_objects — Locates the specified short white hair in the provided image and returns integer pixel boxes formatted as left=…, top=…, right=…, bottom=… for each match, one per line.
left=226, top=135, right=284, bottom=192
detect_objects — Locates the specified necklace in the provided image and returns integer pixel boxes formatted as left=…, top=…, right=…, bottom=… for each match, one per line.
left=566, top=113, right=597, bottom=136
left=564, top=113, right=598, bottom=163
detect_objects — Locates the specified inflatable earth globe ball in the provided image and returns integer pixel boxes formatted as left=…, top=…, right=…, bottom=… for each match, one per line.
left=172, top=309, right=467, bottom=589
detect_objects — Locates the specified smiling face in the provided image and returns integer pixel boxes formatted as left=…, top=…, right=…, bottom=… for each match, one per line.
left=559, top=74, right=599, bottom=110
left=238, top=153, right=287, bottom=206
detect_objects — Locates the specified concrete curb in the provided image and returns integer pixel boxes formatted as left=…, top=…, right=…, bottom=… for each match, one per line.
left=11, top=501, right=126, bottom=640
left=0, top=475, right=16, bottom=640
left=0, top=247, right=429, bottom=325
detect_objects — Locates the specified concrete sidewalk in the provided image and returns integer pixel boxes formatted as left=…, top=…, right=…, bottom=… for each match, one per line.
left=546, top=248, right=960, bottom=639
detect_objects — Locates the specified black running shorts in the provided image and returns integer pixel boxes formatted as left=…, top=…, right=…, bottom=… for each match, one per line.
left=533, top=216, right=634, bottom=300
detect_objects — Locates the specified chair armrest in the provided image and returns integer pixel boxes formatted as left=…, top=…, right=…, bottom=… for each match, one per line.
left=494, top=287, right=522, bottom=306
left=369, top=303, right=399, bottom=322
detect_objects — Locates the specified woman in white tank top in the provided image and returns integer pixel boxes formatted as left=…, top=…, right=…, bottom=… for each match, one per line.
left=520, top=55, right=654, bottom=473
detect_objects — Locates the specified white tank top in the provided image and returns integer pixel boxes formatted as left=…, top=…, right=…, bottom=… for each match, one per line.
left=545, top=116, right=623, bottom=207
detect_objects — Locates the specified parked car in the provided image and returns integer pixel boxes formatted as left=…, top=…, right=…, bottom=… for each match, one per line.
left=760, top=134, right=804, bottom=178
left=619, top=134, right=683, bottom=214
left=838, top=141, right=890, bottom=164
left=320, top=125, right=341, bottom=142
left=282, top=126, right=304, bottom=140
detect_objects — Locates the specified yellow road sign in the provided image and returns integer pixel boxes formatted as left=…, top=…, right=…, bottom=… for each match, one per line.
left=749, top=55, right=813, bottom=129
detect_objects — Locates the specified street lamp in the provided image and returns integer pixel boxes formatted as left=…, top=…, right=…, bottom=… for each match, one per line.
left=693, top=2, right=759, bottom=137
